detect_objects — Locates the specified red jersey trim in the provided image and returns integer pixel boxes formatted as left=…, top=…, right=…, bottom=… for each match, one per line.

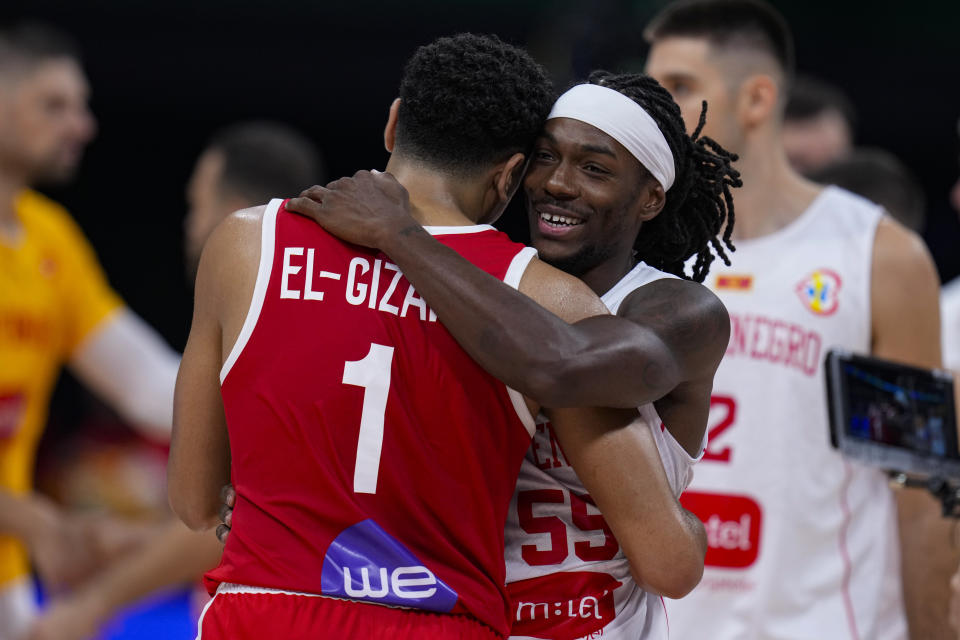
left=219, top=198, right=281, bottom=383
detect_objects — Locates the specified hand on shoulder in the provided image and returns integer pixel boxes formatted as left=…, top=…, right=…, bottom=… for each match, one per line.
left=285, top=171, right=415, bottom=250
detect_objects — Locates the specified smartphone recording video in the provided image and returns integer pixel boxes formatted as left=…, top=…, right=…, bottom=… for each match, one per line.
left=826, top=349, right=960, bottom=481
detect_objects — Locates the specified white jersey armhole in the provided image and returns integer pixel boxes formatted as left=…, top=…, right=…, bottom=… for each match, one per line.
left=219, top=198, right=282, bottom=384
left=503, top=246, right=538, bottom=437
left=864, top=209, right=885, bottom=345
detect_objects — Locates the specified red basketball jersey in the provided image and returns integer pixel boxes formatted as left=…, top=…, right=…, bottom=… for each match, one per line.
left=206, top=199, right=537, bottom=637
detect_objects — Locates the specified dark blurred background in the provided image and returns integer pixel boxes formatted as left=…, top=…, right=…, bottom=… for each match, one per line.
left=4, top=0, right=959, bottom=352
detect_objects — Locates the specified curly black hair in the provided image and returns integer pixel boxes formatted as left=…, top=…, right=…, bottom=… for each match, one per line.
left=396, top=33, right=554, bottom=175
left=587, top=71, right=741, bottom=282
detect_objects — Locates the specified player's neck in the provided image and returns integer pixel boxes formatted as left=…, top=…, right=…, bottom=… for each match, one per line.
left=0, top=169, right=26, bottom=238
left=577, top=248, right=637, bottom=297
left=385, top=160, right=489, bottom=227
left=728, top=139, right=823, bottom=241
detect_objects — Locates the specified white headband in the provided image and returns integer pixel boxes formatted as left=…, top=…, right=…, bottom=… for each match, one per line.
left=547, top=83, right=676, bottom=190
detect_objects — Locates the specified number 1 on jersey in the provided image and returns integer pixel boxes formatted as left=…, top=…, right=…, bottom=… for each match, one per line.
left=343, top=343, right=394, bottom=494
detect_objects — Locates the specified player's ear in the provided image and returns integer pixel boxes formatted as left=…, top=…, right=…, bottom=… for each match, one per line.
left=736, top=74, right=778, bottom=131
left=384, top=98, right=401, bottom=152
left=495, top=152, right=527, bottom=202
left=637, top=180, right=666, bottom=222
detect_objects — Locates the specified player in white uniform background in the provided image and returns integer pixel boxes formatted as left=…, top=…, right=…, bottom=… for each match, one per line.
left=942, top=139, right=960, bottom=372
left=281, top=69, right=741, bottom=638
left=643, top=0, right=956, bottom=638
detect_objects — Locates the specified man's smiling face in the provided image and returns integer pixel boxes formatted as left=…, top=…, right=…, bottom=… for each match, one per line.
left=524, top=117, right=658, bottom=277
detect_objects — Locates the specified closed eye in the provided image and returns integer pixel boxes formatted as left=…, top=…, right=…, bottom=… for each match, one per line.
left=534, top=149, right=556, bottom=162
left=584, top=163, right=611, bottom=175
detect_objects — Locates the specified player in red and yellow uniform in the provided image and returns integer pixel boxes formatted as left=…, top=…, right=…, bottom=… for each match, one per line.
left=0, top=190, right=123, bottom=584
left=0, top=24, right=179, bottom=639
left=26, top=122, right=323, bottom=640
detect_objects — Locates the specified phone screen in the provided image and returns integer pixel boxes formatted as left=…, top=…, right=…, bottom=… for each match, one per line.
left=843, top=360, right=959, bottom=460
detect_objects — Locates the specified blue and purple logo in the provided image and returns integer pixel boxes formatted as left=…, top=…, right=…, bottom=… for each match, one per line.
left=321, top=519, right=458, bottom=612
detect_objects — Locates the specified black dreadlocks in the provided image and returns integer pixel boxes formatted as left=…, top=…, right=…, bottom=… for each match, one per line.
left=588, top=70, right=741, bottom=282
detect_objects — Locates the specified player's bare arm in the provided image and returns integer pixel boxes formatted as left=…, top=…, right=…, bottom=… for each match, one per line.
left=168, top=206, right=264, bottom=530
left=28, top=520, right=222, bottom=640
left=0, top=491, right=91, bottom=590
left=870, top=216, right=960, bottom=639
left=491, top=257, right=707, bottom=599
left=545, top=405, right=707, bottom=597
left=67, top=310, right=180, bottom=441
left=287, top=172, right=730, bottom=415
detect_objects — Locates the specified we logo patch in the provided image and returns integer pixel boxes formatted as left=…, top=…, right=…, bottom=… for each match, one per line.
left=321, top=519, right=458, bottom=612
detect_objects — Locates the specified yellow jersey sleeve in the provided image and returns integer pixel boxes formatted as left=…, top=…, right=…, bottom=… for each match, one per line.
left=17, top=191, right=124, bottom=357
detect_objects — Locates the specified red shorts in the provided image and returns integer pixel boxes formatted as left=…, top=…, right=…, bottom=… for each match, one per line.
left=197, top=584, right=502, bottom=639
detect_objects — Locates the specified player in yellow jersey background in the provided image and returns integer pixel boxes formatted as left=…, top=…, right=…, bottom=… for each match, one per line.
left=0, top=24, right=180, bottom=639
left=24, top=121, right=324, bottom=640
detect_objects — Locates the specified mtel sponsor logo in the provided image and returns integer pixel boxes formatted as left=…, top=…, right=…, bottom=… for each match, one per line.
left=680, top=491, right=762, bottom=569
left=508, top=571, right=621, bottom=639
left=515, top=598, right=605, bottom=624
left=321, top=519, right=457, bottom=612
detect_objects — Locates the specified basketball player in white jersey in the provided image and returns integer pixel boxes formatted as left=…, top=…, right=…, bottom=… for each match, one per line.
left=642, top=0, right=955, bottom=637
left=282, top=69, right=741, bottom=638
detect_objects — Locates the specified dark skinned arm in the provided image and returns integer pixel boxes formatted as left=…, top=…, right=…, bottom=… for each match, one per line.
left=287, top=171, right=729, bottom=409
left=544, top=405, right=706, bottom=597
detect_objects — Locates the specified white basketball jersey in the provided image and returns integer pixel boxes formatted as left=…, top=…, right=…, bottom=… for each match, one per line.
left=664, top=187, right=906, bottom=640
left=941, top=276, right=960, bottom=370
left=505, top=262, right=704, bottom=640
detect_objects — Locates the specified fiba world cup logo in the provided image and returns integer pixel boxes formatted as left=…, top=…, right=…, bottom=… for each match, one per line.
left=795, top=269, right=842, bottom=316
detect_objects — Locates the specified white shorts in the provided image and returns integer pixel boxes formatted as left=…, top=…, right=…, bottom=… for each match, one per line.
left=0, top=578, right=37, bottom=640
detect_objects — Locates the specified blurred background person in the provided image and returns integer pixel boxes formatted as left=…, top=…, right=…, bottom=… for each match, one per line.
left=643, top=0, right=955, bottom=638
left=809, top=147, right=927, bottom=233
left=183, top=121, right=324, bottom=280
left=25, top=121, right=324, bottom=640
left=782, top=74, right=857, bottom=175
left=0, top=22, right=180, bottom=640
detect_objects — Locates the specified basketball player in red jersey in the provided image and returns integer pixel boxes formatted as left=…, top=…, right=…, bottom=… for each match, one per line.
left=169, top=35, right=707, bottom=639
